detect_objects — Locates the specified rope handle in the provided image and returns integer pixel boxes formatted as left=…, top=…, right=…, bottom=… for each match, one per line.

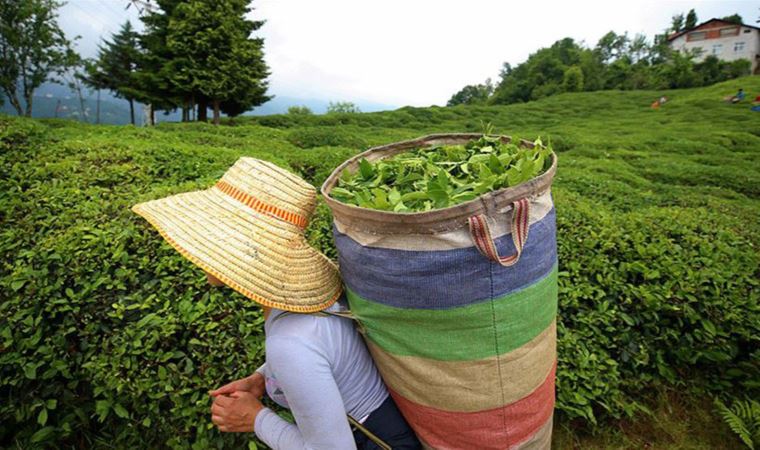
left=468, top=198, right=530, bottom=267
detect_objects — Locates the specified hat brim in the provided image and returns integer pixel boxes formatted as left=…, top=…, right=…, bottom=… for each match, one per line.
left=133, top=186, right=342, bottom=313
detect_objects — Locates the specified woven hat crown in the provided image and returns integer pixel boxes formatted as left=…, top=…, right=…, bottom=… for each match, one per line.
left=218, top=158, right=317, bottom=228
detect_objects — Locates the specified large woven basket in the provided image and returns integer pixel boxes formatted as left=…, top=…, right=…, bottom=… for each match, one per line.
left=322, top=134, right=558, bottom=450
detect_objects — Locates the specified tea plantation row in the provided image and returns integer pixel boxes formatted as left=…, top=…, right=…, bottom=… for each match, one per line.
left=1, top=77, right=759, bottom=448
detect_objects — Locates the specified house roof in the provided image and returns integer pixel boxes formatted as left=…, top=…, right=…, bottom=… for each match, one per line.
left=667, top=18, right=760, bottom=42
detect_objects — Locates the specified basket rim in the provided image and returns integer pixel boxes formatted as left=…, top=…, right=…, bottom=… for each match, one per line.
left=320, top=133, right=557, bottom=235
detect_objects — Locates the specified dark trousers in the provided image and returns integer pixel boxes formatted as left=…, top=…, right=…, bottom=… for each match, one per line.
left=353, top=396, right=421, bottom=450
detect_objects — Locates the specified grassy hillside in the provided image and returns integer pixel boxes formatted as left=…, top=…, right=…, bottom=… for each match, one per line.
left=2, top=76, right=759, bottom=449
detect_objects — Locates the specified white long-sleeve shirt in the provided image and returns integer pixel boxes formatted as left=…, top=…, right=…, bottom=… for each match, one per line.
left=254, top=302, right=388, bottom=449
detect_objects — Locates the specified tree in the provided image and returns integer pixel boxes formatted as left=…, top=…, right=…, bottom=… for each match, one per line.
left=671, top=13, right=685, bottom=33
left=0, top=0, right=78, bottom=117
left=80, top=59, right=108, bottom=124
left=61, top=63, right=89, bottom=122
left=628, top=33, right=650, bottom=64
left=136, top=0, right=185, bottom=124
left=595, top=31, right=629, bottom=63
left=327, top=101, right=360, bottom=113
left=685, top=9, right=698, bottom=29
left=721, top=14, right=743, bottom=25
left=87, top=21, right=142, bottom=125
left=447, top=79, right=493, bottom=106
left=659, top=50, right=699, bottom=88
left=166, top=0, right=270, bottom=125
left=288, top=105, right=312, bottom=115
left=562, top=66, right=584, bottom=92
left=490, top=38, right=589, bottom=104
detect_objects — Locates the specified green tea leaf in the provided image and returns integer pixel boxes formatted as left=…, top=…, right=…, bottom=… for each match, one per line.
left=113, top=403, right=129, bottom=419
left=359, top=158, right=374, bottom=180
left=37, top=408, right=48, bottom=426
left=330, top=135, right=552, bottom=211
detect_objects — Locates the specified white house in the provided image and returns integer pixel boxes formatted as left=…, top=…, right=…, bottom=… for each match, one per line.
left=667, top=18, right=760, bottom=74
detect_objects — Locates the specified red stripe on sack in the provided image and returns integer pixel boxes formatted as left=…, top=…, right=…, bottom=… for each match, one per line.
left=215, top=180, right=307, bottom=229
left=390, top=364, right=556, bottom=450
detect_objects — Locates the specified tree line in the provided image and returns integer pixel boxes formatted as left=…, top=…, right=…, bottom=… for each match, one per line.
left=448, top=11, right=753, bottom=106
left=1, top=0, right=270, bottom=125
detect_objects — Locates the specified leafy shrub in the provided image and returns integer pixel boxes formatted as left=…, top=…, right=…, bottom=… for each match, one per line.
left=287, top=106, right=313, bottom=115
left=2, top=76, right=760, bottom=447
left=286, top=127, right=367, bottom=149
left=555, top=193, right=760, bottom=423
left=0, top=122, right=273, bottom=449
left=326, top=101, right=360, bottom=114
left=283, top=145, right=356, bottom=188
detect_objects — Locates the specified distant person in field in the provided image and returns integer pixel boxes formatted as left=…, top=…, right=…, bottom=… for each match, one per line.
left=651, top=95, right=668, bottom=109
left=132, top=158, right=421, bottom=450
left=752, top=94, right=760, bottom=112
left=730, top=88, right=745, bottom=103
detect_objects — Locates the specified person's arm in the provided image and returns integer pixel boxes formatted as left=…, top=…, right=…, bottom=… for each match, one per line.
left=254, top=335, right=356, bottom=450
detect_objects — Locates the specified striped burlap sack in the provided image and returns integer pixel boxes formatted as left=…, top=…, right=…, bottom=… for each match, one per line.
left=321, top=134, right=558, bottom=450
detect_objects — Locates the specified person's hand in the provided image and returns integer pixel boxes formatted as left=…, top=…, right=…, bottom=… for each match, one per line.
left=210, top=391, right=265, bottom=433
left=209, top=372, right=265, bottom=399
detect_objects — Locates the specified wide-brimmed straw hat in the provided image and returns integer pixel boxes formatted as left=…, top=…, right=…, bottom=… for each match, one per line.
left=132, top=158, right=342, bottom=313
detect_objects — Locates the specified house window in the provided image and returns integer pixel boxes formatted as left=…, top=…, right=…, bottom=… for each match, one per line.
left=743, top=29, right=752, bottom=33
left=712, top=44, right=723, bottom=55
left=735, top=42, right=745, bottom=52
left=719, top=27, right=738, bottom=37
left=689, top=31, right=707, bottom=41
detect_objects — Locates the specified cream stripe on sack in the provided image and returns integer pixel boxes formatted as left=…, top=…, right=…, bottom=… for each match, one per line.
left=367, top=321, right=556, bottom=412
left=334, top=189, right=553, bottom=251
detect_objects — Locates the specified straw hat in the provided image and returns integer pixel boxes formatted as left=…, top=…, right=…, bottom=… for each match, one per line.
left=132, top=158, right=342, bottom=313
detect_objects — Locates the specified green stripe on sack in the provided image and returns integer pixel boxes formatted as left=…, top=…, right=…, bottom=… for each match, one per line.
left=347, top=265, right=558, bottom=361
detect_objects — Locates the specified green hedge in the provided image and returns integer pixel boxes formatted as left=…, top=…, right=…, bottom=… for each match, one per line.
left=2, top=77, right=759, bottom=449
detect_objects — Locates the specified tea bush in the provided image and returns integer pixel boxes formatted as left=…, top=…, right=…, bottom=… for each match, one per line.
left=286, top=126, right=367, bottom=149
left=2, top=76, right=759, bottom=448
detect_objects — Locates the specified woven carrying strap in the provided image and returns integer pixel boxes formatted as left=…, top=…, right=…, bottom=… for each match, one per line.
left=348, top=415, right=392, bottom=450
left=469, top=198, right=530, bottom=267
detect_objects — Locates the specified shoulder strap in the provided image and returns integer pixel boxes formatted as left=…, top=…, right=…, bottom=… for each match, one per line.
left=348, top=415, right=392, bottom=450
left=271, top=309, right=357, bottom=322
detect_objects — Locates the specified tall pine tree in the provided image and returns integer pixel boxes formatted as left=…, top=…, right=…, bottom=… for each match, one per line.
left=136, top=0, right=184, bottom=124
left=87, top=21, right=142, bottom=125
left=685, top=9, right=698, bottom=30
left=166, top=0, right=270, bottom=124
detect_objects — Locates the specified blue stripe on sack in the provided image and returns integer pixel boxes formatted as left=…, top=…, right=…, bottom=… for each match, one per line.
left=334, top=208, right=557, bottom=310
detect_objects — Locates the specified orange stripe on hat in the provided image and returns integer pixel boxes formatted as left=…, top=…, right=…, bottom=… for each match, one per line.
left=215, top=180, right=309, bottom=229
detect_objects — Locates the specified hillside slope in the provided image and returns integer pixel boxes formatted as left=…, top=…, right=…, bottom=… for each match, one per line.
left=1, top=78, right=759, bottom=449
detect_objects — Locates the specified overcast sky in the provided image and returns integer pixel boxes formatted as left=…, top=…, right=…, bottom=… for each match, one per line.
left=59, top=0, right=759, bottom=107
